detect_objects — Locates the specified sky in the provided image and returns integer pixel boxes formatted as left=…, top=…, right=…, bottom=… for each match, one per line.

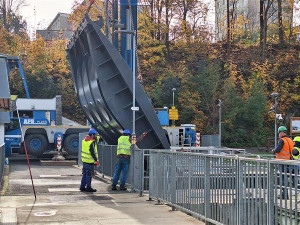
left=18, top=0, right=299, bottom=39
left=19, top=0, right=216, bottom=38
left=19, top=0, right=75, bottom=37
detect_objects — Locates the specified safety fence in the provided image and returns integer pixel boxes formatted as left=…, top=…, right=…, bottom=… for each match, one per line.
left=94, top=145, right=149, bottom=193
left=77, top=139, right=300, bottom=224
left=92, top=145, right=242, bottom=193
left=149, top=150, right=300, bottom=225
left=78, top=141, right=149, bottom=192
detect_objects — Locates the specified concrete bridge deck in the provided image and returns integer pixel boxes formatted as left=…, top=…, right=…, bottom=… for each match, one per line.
left=0, top=162, right=203, bottom=225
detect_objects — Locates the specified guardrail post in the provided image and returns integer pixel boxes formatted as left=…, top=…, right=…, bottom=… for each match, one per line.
left=237, top=157, right=243, bottom=225
left=139, top=149, right=144, bottom=197
left=131, top=145, right=135, bottom=192
left=148, top=150, right=153, bottom=201
left=268, top=161, right=275, bottom=225
left=170, top=152, right=176, bottom=211
left=111, top=145, right=113, bottom=177
left=156, top=152, right=164, bottom=204
left=204, top=156, right=211, bottom=220
left=101, top=145, right=104, bottom=178
left=188, top=155, right=191, bottom=209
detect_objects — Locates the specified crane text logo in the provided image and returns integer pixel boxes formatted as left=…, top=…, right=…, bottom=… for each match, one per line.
left=23, top=119, right=48, bottom=125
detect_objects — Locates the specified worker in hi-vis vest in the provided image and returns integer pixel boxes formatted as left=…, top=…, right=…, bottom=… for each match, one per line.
left=273, top=126, right=294, bottom=160
left=80, top=128, right=100, bottom=192
left=112, top=129, right=132, bottom=191
left=292, top=136, right=300, bottom=172
left=272, top=126, right=294, bottom=199
left=292, top=136, right=300, bottom=160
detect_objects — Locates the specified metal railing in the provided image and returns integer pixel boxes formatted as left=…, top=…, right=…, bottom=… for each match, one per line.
left=78, top=140, right=149, bottom=192
left=149, top=150, right=300, bottom=225
left=78, top=137, right=299, bottom=224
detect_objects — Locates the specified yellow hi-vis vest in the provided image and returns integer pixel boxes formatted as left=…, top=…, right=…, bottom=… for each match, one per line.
left=81, top=139, right=98, bottom=163
left=117, top=136, right=131, bottom=156
left=292, top=147, right=300, bottom=160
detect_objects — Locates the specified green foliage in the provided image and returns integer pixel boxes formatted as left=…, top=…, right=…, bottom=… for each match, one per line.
left=222, top=77, right=244, bottom=147
left=151, top=72, right=180, bottom=108
left=196, top=61, right=221, bottom=134
left=222, top=76, right=268, bottom=147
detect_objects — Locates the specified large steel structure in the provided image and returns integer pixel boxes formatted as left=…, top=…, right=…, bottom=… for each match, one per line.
left=67, top=10, right=170, bottom=149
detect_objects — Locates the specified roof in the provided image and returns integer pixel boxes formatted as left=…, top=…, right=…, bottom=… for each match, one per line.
left=47, top=13, right=70, bottom=30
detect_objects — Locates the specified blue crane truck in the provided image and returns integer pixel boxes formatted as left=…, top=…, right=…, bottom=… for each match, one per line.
left=3, top=55, right=89, bottom=157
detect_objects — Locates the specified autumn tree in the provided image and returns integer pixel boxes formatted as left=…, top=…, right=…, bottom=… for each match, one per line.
left=221, top=77, right=243, bottom=147
left=196, top=60, right=222, bottom=133
left=69, top=0, right=105, bottom=30
left=0, top=0, right=27, bottom=34
left=260, top=0, right=277, bottom=58
left=277, top=0, right=284, bottom=44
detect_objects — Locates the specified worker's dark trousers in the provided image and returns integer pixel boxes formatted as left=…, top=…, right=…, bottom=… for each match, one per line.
left=112, top=158, right=130, bottom=188
left=280, top=165, right=294, bottom=197
left=80, top=162, right=94, bottom=189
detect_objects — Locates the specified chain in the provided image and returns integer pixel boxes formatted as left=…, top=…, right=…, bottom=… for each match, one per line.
left=128, top=0, right=142, bottom=82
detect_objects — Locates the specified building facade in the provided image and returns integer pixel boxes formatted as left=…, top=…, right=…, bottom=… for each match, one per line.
left=36, top=13, right=73, bottom=41
left=215, top=0, right=293, bottom=42
left=0, top=55, right=11, bottom=162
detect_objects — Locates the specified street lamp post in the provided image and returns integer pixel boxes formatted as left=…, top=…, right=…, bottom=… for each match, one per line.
left=271, top=93, right=279, bottom=148
left=114, top=29, right=137, bottom=143
left=114, top=29, right=137, bottom=194
left=172, top=88, right=176, bottom=126
left=218, top=99, right=222, bottom=147
left=172, top=88, right=176, bottom=106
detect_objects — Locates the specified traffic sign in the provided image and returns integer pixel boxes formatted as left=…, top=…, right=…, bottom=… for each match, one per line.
left=169, top=107, right=178, bottom=120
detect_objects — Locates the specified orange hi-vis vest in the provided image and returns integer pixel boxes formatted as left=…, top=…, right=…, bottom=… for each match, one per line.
left=276, top=137, right=294, bottom=160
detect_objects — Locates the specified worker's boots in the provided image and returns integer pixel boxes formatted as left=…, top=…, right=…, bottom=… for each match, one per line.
left=120, top=186, right=127, bottom=191
left=85, top=188, right=97, bottom=192
left=111, top=185, right=117, bottom=191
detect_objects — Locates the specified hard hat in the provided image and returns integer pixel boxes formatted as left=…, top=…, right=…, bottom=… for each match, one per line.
left=88, top=128, right=98, bottom=135
left=293, top=136, right=300, bottom=142
left=278, top=126, right=287, bottom=133
left=123, top=129, right=131, bottom=135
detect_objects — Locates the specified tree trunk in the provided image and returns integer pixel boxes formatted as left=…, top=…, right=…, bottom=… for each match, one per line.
left=288, top=0, right=294, bottom=44
left=165, top=0, right=170, bottom=60
left=182, top=0, right=188, bottom=40
left=277, top=0, right=285, bottom=45
left=149, top=0, right=155, bottom=39
left=260, top=0, right=264, bottom=49
left=2, top=0, right=8, bottom=31
left=156, top=0, right=162, bottom=41
left=227, top=0, right=231, bottom=51
left=230, top=0, right=237, bottom=44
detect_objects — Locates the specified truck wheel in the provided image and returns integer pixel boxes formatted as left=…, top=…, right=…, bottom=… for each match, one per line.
left=25, top=134, right=48, bottom=156
left=64, top=134, right=79, bottom=156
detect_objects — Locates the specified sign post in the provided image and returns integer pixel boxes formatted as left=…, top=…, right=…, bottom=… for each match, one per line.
left=290, top=117, right=300, bottom=135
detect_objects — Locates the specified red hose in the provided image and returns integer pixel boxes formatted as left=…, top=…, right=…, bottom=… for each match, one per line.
left=23, top=141, right=37, bottom=200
